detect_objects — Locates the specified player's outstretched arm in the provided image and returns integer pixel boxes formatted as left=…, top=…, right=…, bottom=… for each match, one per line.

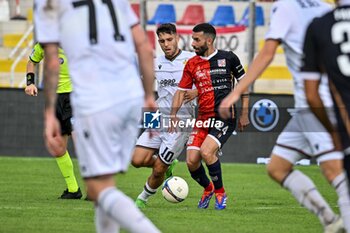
left=43, top=44, right=59, bottom=110
left=219, top=39, right=279, bottom=119
left=42, top=43, right=64, bottom=156
left=238, top=92, right=250, bottom=132
left=24, top=60, right=38, bottom=96
left=132, top=24, right=156, bottom=109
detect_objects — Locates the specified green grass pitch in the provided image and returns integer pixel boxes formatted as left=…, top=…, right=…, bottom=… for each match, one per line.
left=0, top=156, right=339, bottom=233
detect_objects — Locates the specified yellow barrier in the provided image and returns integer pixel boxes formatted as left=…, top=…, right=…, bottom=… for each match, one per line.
left=3, top=33, right=33, bottom=48
left=258, top=40, right=284, bottom=54
left=0, top=59, right=27, bottom=72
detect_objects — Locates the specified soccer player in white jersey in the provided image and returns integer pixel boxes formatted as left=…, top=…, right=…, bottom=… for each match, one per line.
left=132, top=23, right=196, bottom=208
left=302, top=0, right=350, bottom=231
left=219, top=0, right=350, bottom=232
left=34, top=0, right=160, bottom=232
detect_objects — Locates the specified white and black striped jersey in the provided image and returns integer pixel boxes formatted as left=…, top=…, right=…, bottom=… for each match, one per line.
left=301, top=4, right=350, bottom=150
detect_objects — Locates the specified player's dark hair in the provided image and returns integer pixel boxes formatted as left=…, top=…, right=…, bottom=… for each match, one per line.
left=156, top=23, right=177, bottom=36
left=193, top=23, right=216, bottom=41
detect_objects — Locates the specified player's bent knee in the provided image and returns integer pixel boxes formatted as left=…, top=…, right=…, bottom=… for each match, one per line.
left=186, top=150, right=202, bottom=171
left=132, top=148, right=156, bottom=168
left=267, top=164, right=278, bottom=180
left=186, top=159, right=199, bottom=171
left=267, top=154, right=293, bottom=182
left=85, top=176, right=115, bottom=202
left=200, top=148, right=216, bottom=164
left=267, top=162, right=291, bottom=183
left=131, top=157, right=142, bottom=168
left=320, top=159, right=343, bottom=183
left=131, top=154, right=152, bottom=168
left=267, top=161, right=282, bottom=178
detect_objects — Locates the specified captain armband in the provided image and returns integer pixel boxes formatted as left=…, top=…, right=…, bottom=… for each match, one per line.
left=26, top=73, right=35, bottom=86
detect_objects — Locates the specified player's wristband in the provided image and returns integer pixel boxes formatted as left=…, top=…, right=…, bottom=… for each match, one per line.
left=241, top=93, right=249, bottom=98
left=26, top=73, right=35, bottom=86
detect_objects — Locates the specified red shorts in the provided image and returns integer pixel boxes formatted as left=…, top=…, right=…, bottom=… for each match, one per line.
left=186, top=117, right=236, bottom=150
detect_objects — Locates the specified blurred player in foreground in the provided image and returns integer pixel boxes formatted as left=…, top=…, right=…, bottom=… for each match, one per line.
left=25, top=43, right=82, bottom=199
left=302, top=0, right=350, bottom=231
left=132, top=23, right=196, bottom=208
left=34, top=0, right=160, bottom=232
left=219, top=1, right=349, bottom=232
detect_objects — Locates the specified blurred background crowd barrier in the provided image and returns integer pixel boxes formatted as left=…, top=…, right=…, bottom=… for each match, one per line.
left=1, top=0, right=335, bottom=162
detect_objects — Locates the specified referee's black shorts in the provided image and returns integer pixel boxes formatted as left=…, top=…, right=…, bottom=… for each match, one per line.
left=56, top=93, right=73, bottom=136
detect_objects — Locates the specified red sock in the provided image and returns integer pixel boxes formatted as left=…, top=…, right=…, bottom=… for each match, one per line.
left=214, top=187, right=225, bottom=194
left=205, top=182, right=214, bottom=192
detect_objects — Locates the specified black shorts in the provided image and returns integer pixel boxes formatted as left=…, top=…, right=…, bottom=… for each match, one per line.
left=56, top=93, right=73, bottom=135
left=187, top=117, right=236, bottom=149
left=208, top=117, right=236, bottom=147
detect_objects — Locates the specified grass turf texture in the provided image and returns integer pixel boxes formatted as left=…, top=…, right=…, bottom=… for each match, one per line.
left=0, top=156, right=339, bottom=233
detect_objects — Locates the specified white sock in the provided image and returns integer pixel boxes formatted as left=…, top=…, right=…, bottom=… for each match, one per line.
left=332, top=172, right=350, bottom=232
left=138, top=182, right=157, bottom=202
left=97, top=187, right=160, bottom=233
left=95, top=204, right=120, bottom=233
left=283, top=170, right=336, bottom=226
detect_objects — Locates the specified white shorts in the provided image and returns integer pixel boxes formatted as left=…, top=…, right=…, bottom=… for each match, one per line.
left=272, top=110, right=343, bottom=163
left=136, top=130, right=189, bottom=165
left=73, top=98, right=143, bottom=178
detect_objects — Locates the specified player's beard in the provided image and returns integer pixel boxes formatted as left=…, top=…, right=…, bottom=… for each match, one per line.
left=165, top=47, right=179, bottom=60
left=194, top=43, right=208, bottom=56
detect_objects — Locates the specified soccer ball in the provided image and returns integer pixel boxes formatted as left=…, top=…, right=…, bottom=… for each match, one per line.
left=162, top=176, right=189, bottom=203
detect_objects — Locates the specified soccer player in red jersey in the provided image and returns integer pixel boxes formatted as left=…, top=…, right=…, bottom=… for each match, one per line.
left=170, top=23, right=250, bottom=210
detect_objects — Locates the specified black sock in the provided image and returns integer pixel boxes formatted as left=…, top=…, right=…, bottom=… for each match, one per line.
left=189, top=163, right=210, bottom=188
left=207, top=159, right=223, bottom=190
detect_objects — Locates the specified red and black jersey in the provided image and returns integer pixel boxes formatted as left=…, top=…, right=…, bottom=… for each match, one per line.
left=178, top=50, right=245, bottom=119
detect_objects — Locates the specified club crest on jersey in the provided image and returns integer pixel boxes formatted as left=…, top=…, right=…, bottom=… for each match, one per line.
left=217, top=59, right=226, bottom=67
left=158, top=64, right=162, bottom=70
